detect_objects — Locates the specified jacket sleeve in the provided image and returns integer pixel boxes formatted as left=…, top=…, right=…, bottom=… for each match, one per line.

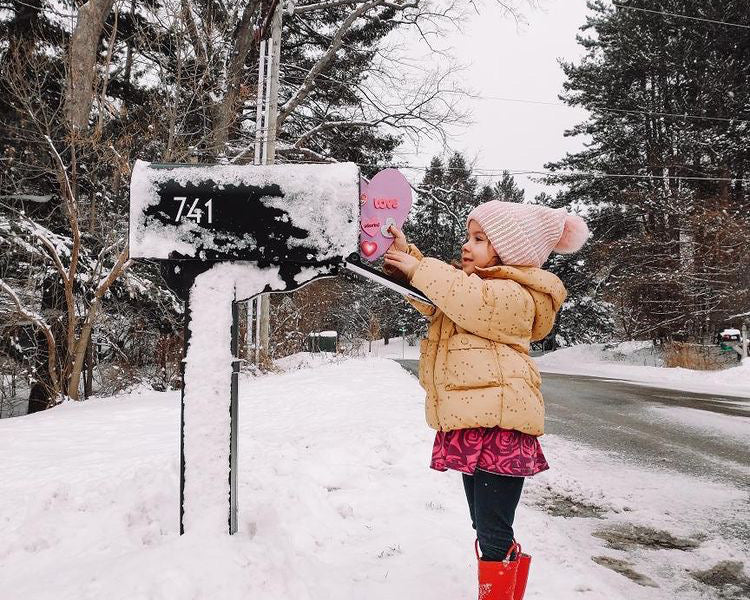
left=382, top=244, right=436, bottom=317
left=409, top=257, right=534, bottom=340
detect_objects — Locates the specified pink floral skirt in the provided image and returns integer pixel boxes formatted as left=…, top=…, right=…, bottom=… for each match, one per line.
left=431, top=427, right=549, bottom=477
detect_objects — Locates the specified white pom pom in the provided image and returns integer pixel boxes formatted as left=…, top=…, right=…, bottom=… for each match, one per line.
left=554, top=214, right=590, bottom=253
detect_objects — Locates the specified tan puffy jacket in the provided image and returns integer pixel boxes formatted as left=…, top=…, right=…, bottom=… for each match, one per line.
left=392, top=245, right=567, bottom=436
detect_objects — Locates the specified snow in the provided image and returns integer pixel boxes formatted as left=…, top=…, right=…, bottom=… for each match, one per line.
left=181, top=263, right=287, bottom=534
left=292, top=266, right=322, bottom=285
left=129, top=160, right=359, bottom=260
left=644, top=405, right=750, bottom=446
left=1, top=358, right=746, bottom=599
left=720, top=328, right=741, bottom=337
left=0, top=194, right=53, bottom=203
left=274, top=352, right=346, bottom=371
left=535, top=343, right=750, bottom=398
left=274, top=352, right=344, bottom=371
left=362, top=336, right=421, bottom=360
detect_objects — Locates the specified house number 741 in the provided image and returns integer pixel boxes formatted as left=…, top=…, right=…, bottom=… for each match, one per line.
left=174, top=196, right=213, bottom=224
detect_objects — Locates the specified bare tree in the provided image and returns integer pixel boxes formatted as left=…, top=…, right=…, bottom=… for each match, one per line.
left=1, top=5, right=132, bottom=405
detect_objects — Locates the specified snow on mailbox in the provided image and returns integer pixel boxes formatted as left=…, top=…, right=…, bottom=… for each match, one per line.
left=129, top=160, right=360, bottom=536
left=129, top=160, right=360, bottom=288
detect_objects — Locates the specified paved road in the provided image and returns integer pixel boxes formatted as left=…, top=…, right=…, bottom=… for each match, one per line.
left=393, top=360, right=750, bottom=487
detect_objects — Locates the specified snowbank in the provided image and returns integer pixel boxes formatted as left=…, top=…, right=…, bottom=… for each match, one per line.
left=535, top=343, right=750, bottom=398
left=274, top=351, right=347, bottom=371
left=361, top=336, right=421, bottom=360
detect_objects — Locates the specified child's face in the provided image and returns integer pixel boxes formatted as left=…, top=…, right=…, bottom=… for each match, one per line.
left=461, top=220, right=499, bottom=274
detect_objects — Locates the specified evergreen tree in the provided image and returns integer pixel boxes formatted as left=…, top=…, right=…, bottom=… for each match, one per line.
left=545, top=0, right=750, bottom=343
left=405, top=156, right=442, bottom=259
left=476, top=171, right=525, bottom=203
left=407, top=152, right=479, bottom=262
left=494, top=170, right=525, bottom=202
left=476, top=184, right=496, bottom=203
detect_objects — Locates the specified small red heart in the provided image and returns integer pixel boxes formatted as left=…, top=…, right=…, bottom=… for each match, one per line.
left=360, top=240, right=378, bottom=257
left=360, top=217, right=380, bottom=237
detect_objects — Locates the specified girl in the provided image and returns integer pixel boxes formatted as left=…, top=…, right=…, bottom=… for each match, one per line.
left=383, top=200, right=590, bottom=600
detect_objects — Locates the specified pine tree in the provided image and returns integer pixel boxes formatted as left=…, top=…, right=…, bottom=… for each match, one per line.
left=494, top=170, right=525, bottom=202
left=477, top=185, right=495, bottom=203
left=407, top=152, right=479, bottom=262
left=545, top=0, right=750, bottom=343
left=405, top=156, right=444, bottom=259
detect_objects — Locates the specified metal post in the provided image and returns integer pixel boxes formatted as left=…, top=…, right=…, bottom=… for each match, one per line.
left=251, top=38, right=270, bottom=366
left=265, top=3, right=283, bottom=163
left=179, top=298, right=190, bottom=535
left=254, top=39, right=268, bottom=166
left=254, top=296, right=261, bottom=365
left=743, top=323, right=748, bottom=361
left=258, top=3, right=283, bottom=359
left=229, top=297, right=240, bottom=534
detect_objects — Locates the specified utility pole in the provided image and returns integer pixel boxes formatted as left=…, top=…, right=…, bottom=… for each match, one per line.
left=249, top=34, right=269, bottom=365
left=248, top=1, right=283, bottom=364
left=265, top=2, right=283, bottom=163
left=257, top=1, right=283, bottom=361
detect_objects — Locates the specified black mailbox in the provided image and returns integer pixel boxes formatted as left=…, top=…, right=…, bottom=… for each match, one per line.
left=130, top=160, right=361, bottom=299
left=129, top=160, right=360, bottom=536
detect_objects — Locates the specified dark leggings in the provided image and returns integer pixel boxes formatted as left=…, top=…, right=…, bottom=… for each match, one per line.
left=462, top=470, right=524, bottom=561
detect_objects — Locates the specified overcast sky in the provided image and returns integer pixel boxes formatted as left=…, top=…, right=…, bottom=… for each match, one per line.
left=393, top=0, right=594, bottom=200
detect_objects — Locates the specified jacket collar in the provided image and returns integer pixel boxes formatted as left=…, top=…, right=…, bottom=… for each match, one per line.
left=474, top=264, right=567, bottom=311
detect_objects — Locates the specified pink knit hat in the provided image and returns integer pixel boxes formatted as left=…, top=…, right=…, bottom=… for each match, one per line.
left=466, top=200, right=590, bottom=267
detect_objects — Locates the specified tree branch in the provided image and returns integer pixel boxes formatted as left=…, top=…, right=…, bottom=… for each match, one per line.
left=0, top=278, right=61, bottom=402
left=277, top=0, right=382, bottom=128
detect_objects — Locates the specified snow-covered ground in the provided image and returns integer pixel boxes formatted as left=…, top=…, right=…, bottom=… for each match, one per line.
left=1, top=357, right=747, bottom=599
left=363, top=337, right=750, bottom=398
left=358, top=335, right=421, bottom=360
left=535, top=343, right=750, bottom=398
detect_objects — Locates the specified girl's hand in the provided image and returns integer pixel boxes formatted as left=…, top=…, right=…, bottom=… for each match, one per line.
left=383, top=249, right=420, bottom=281
left=388, top=225, right=409, bottom=253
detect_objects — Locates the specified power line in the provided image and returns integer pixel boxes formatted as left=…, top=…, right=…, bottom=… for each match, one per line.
left=280, top=58, right=750, bottom=127
left=276, top=156, right=750, bottom=183
left=441, top=91, right=750, bottom=125
left=589, top=104, right=747, bottom=124
left=612, top=3, right=750, bottom=30
left=235, top=130, right=750, bottom=184
left=406, top=167, right=750, bottom=184
left=283, top=59, right=749, bottom=125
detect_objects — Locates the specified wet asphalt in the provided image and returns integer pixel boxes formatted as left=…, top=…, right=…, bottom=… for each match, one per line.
left=393, top=360, right=750, bottom=488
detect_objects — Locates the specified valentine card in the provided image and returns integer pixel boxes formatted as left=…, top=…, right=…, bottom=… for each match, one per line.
left=359, top=169, right=412, bottom=261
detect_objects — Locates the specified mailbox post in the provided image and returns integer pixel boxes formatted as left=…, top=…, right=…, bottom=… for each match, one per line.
left=129, top=159, right=431, bottom=536
left=129, top=160, right=360, bottom=534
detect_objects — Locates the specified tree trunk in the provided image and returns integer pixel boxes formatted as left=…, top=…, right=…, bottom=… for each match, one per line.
left=68, top=299, right=99, bottom=400
left=84, top=333, right=94, bottom=398
left=27, top=328, right=54, bottom=412
left=213, top=1, right=260, bottom=152
left=66, top=0, right=117, bottom=132
left=68, top=246, right=129, bottom=400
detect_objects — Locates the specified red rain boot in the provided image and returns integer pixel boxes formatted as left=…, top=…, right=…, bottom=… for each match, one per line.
left=476, top=539, right=519, bottom=600
left=511, top=540, right=531, bottom=600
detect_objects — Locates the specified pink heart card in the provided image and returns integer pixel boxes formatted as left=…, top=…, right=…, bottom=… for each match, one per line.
left=359, top=168, right=412, bottom=261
